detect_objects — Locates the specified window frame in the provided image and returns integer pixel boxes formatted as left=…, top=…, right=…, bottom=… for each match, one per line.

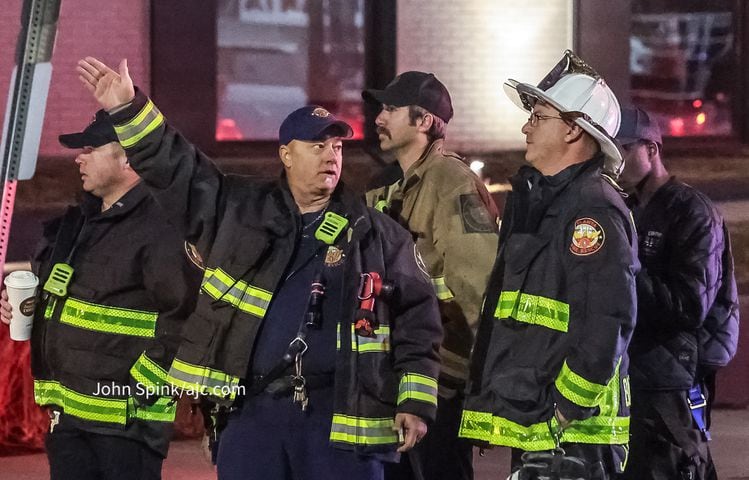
left=150, top=0, right=396, bottom=157
left=575, top=0, right=749, bottom=154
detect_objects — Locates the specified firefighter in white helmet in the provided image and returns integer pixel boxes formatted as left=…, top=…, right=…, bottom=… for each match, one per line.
left=459, top=51, right=639, bottom=480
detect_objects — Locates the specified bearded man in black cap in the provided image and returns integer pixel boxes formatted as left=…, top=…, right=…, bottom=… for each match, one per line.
left=364, top=72, right=499, bottom=480
left=0, top=112, right=201, bottom=479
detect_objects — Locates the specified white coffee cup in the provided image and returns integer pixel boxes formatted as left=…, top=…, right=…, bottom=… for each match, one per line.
left=4, top=270, right=39, bottom=341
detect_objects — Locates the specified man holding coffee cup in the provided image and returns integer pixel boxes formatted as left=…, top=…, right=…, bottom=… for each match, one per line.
left=0, top=112, right=201, bottom=480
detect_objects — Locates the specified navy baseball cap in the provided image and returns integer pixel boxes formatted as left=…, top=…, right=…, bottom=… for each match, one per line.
left=278, top=105, right=353, bottom=146
left=616, top=107, right=663, bottom=146
left=59, top=110, right=119, bottom=149
left=362, top=71, right=454, bottom=123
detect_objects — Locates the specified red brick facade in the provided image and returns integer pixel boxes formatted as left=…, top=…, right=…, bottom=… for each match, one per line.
left=0, top=0, right=150, bottom=158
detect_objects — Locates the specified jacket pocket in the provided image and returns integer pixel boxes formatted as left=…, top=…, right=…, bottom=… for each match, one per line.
left=353, top=325, right=398, bottom=405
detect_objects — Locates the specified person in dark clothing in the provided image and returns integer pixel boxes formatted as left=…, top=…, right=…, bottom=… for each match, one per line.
left=460, top=51, right=638, bottom=480
left=616, top=107, right=739, bottom=480
left=76, top=56, right=443, bottom=480
left=0, top=113, right=202, bottom=480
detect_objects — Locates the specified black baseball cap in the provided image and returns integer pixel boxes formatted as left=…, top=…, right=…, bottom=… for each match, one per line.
left=616, top=107, right=663, bottom=146
left=362, top=71, right=454, bottom=123
left=58, top=110, right=119, bottom=149
left=279, top=105, right=353, bottom=146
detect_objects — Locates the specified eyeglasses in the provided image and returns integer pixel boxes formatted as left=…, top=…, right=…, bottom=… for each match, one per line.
left=527, top=110, right=590, bottom=127
left=527, top=112, right=565, bottom=127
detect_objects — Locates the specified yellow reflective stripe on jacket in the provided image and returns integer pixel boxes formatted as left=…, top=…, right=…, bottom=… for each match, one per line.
left=201, top=267, right=272, bottom=319
left=329, top=414, right=398, bottom=445
left=374, top=199, right=389, bottom=213
left=59, top=297, right=158, bottom=338
left=34, top=380, right=177, bottom=424
left=459, top=409, right=629, bottom=449
left=167, top=358, right=240, bottom=400
left=350, top=324, right=390, bottom=353
left=397, top=373, right=438, bottom=406
left=495, top=290, right=570, bottom=333
left=130, top=352, right=169, bottom=390
left=114, top=99, right=164, bottom=148
left=34, top=380, right=128, bottom=425
left=555, top=360, right=611, bottom=408
left=431, top=275, right=455, bottom=301
left=131, top=396, right=177, bottom=422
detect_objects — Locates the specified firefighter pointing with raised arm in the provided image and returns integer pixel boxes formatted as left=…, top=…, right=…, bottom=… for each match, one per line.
left=77, top=56, right=442, bottom=480
left=459, top=51, right=639, bottom=480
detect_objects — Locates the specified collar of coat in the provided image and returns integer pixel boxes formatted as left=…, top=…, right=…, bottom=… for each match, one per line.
left=508, top=153, right=605, bottom=224
left=80, top=181, right=149, bottom=220
left=401, top=139, right=451, bottom=194
left=365, top=139, right=451, bottom=193
left=270, top=174, right=372, bottom=244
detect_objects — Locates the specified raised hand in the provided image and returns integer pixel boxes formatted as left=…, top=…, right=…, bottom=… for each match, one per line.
left=77, top=57, right=135, bottom=111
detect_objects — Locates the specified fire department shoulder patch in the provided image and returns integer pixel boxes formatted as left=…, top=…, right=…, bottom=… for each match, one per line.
left=459, top=193, right=495, bottom=234
left=570, top=217, right=605, bottom=256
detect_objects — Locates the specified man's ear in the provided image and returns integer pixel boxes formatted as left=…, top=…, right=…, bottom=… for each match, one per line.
left=564, top=123, right=585, bottom=143
left=279, top=144, right=292, bottom=169
left=417, top=113, right=434, bottom=134
left=115, top=146, right=130, bottom=169
left=647, top=141, right=658, bottom=158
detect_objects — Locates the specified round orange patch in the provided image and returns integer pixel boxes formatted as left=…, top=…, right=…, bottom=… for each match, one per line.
left=570, top=217, right=605, bottom=256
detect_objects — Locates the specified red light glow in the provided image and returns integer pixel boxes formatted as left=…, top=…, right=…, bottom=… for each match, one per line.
left=669, top=117, right=685, bottom=136
left=216, top=118, right=243, bottom=141
left=692, top=99, right=703, bottom=109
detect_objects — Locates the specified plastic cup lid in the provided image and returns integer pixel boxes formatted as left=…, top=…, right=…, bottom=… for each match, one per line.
left=3, top=270, right=39, bottom=289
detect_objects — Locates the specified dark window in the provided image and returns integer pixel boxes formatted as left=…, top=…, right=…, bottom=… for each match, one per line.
left=151, top=0, right=393, bottom=155
left=216, top=0, right=366, bottom=142
left=630, top=0, right=735, bottom=138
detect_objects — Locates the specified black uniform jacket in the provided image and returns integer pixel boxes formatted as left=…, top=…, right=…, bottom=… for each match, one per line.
left=31, top=184, right=201, bottom=456
left=460, top=156, right=639, bottom=451
left=108, top=90, right=443, bottom=456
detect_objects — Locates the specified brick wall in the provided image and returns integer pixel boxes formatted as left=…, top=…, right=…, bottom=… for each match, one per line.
left=0, top=0, right=150, bottom=158
left=397, top=0, right=573, bottom=153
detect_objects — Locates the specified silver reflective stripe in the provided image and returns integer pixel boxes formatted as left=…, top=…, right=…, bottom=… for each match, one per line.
left=167, top=358, right=240, bottom=400
left=329, top=414, right=398, bottom=445
left=398, top=373, right=438, bottom=406
left=350, top=324, right=390, bottom=353
left=114, top=99, right=165, bottom=148
left=201, top=268, right=272, bottom=318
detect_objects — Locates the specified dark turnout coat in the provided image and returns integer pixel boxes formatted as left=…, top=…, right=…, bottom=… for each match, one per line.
left=31, top=184, right=201, bottom=456
left=108, top=90, right=443, bottom=456
left=460, top=157, right=639, bottom=451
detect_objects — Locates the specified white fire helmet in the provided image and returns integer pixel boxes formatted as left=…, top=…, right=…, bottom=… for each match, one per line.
left=504, top=52, right=624, bottom=178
